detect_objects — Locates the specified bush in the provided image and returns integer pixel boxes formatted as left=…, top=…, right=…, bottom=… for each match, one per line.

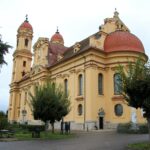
left=117, top=122, right=148, bottom=134
left=27, top=125, right=45, bottom=132
left=117, top=122, right=131, bottom=133
left=19, top=124, right=45, bottom=132
left=0, top=117, right=9, bottom=130
left=138, top=124, right=148, bottom=134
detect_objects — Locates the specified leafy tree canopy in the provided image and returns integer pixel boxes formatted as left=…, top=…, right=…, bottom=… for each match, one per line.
left=0, top=35, right=12, bottom=67
left=29, top=81, right=70, bottom=132
left=117, top=57, right=150, bottom=141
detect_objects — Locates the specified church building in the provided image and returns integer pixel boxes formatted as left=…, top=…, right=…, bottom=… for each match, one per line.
left=8, top=10, right=147, bottom=130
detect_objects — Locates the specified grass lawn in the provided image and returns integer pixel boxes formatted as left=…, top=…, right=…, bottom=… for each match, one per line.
left=128, top=142, right=150, bottom=150
left=15, top=131, right=75, bottom=140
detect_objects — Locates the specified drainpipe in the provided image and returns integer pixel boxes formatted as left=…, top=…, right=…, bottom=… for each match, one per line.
left=83, top=56, right=86, bottom=130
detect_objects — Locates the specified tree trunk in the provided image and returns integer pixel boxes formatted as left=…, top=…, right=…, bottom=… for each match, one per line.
left=51, top=123, right=55, bottom=133
left=147, top=117, right=150, bottom=142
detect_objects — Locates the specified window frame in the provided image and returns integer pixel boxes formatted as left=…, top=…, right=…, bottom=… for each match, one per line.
left=114, top=73, right=122, bottom=95
left=64, top=79, right=68, bottom=97
left=25, top=38, right=29, bottom=47
left=23, top=61, right=26, bottom=67
left=98, top=73, right=103, bottom=95
left=78, top=74, right=83, bottom=96
left=114, top=104, right=123, bottom=116
left=78, top=104, right=83, bottom=116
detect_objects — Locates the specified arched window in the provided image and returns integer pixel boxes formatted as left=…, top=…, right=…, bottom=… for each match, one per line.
left=114, top=104, right=123, bottom=116
left=22, top=71, right=25, bottom=76
left=24, top=92, right=27, bottom=105
left=78, top=74, right=83, bottom=95
left=25, top=39, right=29, bottom=47
left=98, top=73, right=103, bottom=95
left=114, top=73, right=122, bottom=95
left=78, top=104, right=83, bottom=116
left=64, top=79, right=68, bottom=97
left=19, top=93, right=21, bottom=107
left=23, top=61, right=26, bottom=67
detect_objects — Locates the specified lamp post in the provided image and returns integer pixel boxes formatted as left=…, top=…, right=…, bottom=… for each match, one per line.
left=22, top=109, right=27, bottom=124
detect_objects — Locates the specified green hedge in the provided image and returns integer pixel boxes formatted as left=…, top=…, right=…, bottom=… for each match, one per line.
left=20, top=124, right=45, bottom=132
left=117, top=122, right=148, bottom=134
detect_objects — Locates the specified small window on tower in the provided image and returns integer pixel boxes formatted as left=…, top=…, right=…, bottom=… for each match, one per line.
left=23, top=61, right=26, bottom=67
left=22, top=71, right=25, bottom=76
left=25, top=39, right=29, bottom=47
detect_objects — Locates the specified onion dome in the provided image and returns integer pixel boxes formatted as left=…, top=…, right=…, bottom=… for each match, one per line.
left=18, top=15, right=33, bottom=31
left=50, top=28, right=64, bottom=45
left=104, top=31, right=144, bottom=53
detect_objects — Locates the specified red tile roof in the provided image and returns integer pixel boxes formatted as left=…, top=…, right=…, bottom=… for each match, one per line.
left=19, top=21, right=33, bottom=31
left=104, top=31, right=145, bottom=53
left=51, top=32, right=64, bottom=44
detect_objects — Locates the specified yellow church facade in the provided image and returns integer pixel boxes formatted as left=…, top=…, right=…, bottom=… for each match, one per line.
left=8, top=11, right=147, bottom=130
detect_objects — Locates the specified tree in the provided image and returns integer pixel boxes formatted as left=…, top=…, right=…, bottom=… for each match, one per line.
left=29, top=82, right=70, bottom=133
left=117, top=57, right=150, bottom=141
left=0, top=111, right=8, bottom=130
left=0, top=35, right=12, bottom=68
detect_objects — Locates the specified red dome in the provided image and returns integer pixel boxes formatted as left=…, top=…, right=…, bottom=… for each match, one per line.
left=51, top=31, right=64, bottom=45
left=19, top=21, right=33, bottom=31
left=104, top=31, right=144, bottom=53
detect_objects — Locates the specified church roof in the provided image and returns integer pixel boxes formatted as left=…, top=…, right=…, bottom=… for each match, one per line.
left=18, top=15, right=33, bottom=31
left=104, top=30, right=145, bottom=53
left=50, top=29, right=64, bottom=45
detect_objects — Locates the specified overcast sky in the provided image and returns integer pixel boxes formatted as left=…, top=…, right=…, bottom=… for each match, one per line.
left=0, top=0, right=150, bottom=112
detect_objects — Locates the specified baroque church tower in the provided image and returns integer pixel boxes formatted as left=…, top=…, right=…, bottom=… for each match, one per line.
left=9, top=16, right=33, bottom=122
left=12, top=16, right=33, bottom=82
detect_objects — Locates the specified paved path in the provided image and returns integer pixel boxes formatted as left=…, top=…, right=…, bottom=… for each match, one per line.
left=0, top=131, right=148, bottom=150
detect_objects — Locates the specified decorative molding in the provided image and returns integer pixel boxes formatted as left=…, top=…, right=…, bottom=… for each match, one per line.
left=75, top=96, right=84, bottom=101
left=57, top=54, right=63, bottom=61
left=76, top=69, right=85, bottom=74
left=69, top=69, right=76, bottom=74
left=111, top=66, right=117, bottom=71
left=73, top=42, right=81, bottom=53
left=111, top=95, right=124, bottom=101
left=56, top=74, right=63, bottom=78
left=62, top=74, right=69, bottom=79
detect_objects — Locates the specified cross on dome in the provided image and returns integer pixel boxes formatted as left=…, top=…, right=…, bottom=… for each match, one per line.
left=25, top=14, right=29, bottom=22
left=114, top=8, right=119, bottom=18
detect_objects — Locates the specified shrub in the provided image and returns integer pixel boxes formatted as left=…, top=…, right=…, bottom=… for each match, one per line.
left=27, top=125, right=45, bottom=132
left=0, top=117, right=8, bottom=130
left=117, top=122, right=131, bottom=133
left=117, top=122, right=148, bottom=134
left=138, top=124, right=148, bottom=134
left=19, top=124, right=45, bottom=132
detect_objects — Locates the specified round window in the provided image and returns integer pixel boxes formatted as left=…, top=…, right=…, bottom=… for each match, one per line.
left=114, top=104, right=123, bottom=116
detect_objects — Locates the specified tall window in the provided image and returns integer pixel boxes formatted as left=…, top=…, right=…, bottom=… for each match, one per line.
left=114, top=73, right=122, bottom=95
left=25, top=39, right=29, bottom=47
left=19, top=93, right=21, bottom=107
left=64, top=79, right=68, bottom=97
left=98, top=73, right=103, bottom=95
left=24, top=92, right=27, bottom=105
left=78, top=74, right=83, bottom=95
left=22, top=71, right=25, bottom=76
left=78, top=104, right=83, bottom=116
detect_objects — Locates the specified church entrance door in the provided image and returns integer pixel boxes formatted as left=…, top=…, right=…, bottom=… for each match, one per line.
left=99, top=117, right=103, bottom=129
